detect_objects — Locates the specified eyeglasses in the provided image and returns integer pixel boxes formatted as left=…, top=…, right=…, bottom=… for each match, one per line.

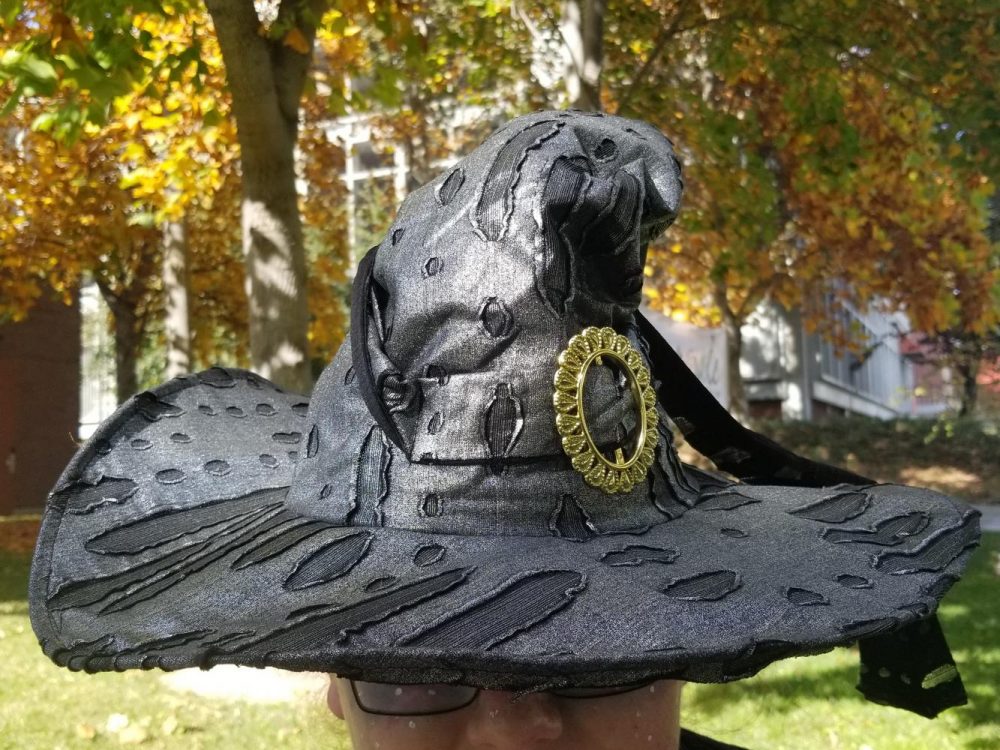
left=349, top=678, right=656, bottom=716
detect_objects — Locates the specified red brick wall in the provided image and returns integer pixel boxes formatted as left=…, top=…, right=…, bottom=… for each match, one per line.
left=0, top=296, right=81, bottom=514
left=811, top=398, right=848, bottom=420
left=748, top=399, right=783, bottom=420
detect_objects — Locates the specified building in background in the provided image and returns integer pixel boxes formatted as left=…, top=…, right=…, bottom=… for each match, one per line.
left=739, top=296, right=950, bottom=420
left=323, top=106, right=494, bottom=266
left=641, top=305, right=729, bottom=408
left=78, top=284, right=118, bottom=439
left=0, top=295, right=81, bottom=514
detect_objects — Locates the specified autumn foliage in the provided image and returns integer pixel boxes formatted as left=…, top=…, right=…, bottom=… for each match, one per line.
left=1, top=0, right=997, bottom=413
left=1, top=2, right=351, bottom=396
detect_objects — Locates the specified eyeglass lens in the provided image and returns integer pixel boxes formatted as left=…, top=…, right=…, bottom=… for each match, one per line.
left=352, top=681, right=478, bottom=716
left=350, top=679, right=653, bottom=716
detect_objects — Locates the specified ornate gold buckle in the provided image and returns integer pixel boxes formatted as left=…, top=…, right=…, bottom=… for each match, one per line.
left=553, top=326, right=658, bottom=494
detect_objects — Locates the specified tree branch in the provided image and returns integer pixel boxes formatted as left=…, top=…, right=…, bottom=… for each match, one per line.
left=616, top=0, right=695, bottom=112
left=272, top=0, right=326, bottom=136
left=616, top=8, right=949, bottom=120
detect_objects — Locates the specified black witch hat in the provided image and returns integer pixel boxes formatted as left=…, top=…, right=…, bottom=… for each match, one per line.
left=29, top=110, right=978, bottom=718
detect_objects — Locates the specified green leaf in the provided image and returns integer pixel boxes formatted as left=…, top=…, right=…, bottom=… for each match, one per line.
left=30, top=110, right=58, bottom=132
left=85, top=100, right=107, bottom=125
left=54, top=52, right=81, bottom=72
left=0, top=84, right=23, bottom=116
left=325, top=88, right=349, bottom=117
left=52, top=107, right=84, bottom=142
left=17, top=53, right=57, bottom=85
left=1, top=48, right=58, bottom=95
left=202, top=107, right=223, bottom=127
left=127, top=210, right=157, bottom=228
left=0, top=0, right=23, bottom=26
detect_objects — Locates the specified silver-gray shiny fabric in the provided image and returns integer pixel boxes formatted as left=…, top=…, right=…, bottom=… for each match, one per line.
left=28, top=111, right=979, bottom=699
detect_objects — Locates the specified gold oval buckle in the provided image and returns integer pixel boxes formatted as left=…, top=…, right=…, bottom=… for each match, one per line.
left=553, top=326, right=659, bottom=494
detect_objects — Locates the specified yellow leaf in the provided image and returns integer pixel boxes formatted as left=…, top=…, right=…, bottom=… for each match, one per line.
left=118, top=725, right=149, bottom=745
left=284, top=28, right=311, bottom=54
left=161, top=716, right=179, bottom=736
left=74, top=723, right=97, bottom=741
left=122, top=143, right=146, bottom=161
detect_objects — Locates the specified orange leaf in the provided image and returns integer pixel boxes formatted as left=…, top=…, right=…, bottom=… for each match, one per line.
left=283, top=28, right=311, bottom=55
left=51, top=12, right=81, bottom=49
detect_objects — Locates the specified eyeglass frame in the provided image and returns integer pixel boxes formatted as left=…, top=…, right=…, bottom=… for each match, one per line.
left=348, top=678, right=659, bottom=717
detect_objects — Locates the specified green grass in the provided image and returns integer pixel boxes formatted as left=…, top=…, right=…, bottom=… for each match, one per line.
left=0, top=550, right=348, bottom=750
left=1, top=538, right=997, bottom=749
left=682, top=533, right=1000, bottom=750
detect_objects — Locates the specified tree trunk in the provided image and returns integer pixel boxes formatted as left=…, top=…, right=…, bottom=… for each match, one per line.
left=205, top=0, right=318, bottom=395
left=561, top=0, right=605, bottom=111
left=113, top=303, right=140, bottom=403
left=722, top=315, right=749, bottom=423
left=714, top=278, right=749, bottom=423
left=97, top=286, right=140, bottom=404
left=163, top=218, right=191, bottom=378
left=956, top=356, right=979, bottom=417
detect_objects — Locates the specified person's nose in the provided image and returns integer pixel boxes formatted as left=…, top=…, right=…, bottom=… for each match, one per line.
left=463, top=689, right=564, bottom=747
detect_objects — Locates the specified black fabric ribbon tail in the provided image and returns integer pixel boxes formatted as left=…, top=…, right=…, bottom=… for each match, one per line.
left=635, top=309, right=968, bottom=717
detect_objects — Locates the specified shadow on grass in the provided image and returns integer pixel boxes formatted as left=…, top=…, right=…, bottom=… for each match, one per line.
left=933, top=536, right=1000, bottom=740
left=685, top=661, right=861, bottom=716
left=747, top=415, right=1000, bottom=501
left=0, top=550, right=30, bottom=603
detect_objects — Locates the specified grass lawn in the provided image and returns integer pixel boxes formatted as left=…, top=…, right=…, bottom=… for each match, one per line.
left=1, top=533, right=997, bottom=749
left=682, top=532, right=1000, bottom=750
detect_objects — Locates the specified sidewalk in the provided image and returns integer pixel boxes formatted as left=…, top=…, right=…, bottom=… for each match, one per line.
left=159, top=666, right=328, bottom=704
left=974, top=504, right=1000, bottom=532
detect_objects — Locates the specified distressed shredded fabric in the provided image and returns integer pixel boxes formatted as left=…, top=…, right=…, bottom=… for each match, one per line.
left=29, top=111, right=978, bottom=720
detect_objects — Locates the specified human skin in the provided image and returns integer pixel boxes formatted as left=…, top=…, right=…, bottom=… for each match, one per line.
left=325, top=675, right=683, bottom=750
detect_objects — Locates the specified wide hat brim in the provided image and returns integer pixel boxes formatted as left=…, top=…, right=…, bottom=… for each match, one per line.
left=29, top=365, right=980, bottom=691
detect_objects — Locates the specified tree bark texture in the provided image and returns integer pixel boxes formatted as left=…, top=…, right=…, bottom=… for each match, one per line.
left=714, top=278, right=750, bottom=423
left=561, top=0, right=605, bottom=111
left=163, top=218, right=191, bottom=379
left=956, top=355, right=979, bottom=417
left=96, top=284, right=140, bottom=404
left=205, top=0, right=320, bottom=395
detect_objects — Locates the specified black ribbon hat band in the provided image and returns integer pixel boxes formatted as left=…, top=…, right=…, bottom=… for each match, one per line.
left=351, top=245, right=410, bottom=458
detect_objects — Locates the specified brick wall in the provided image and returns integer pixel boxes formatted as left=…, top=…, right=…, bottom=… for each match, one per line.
left=0, top=296, right=81, bottom=514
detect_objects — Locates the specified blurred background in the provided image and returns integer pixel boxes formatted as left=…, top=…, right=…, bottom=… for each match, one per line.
left=1, top=1, right=998, bottom=748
